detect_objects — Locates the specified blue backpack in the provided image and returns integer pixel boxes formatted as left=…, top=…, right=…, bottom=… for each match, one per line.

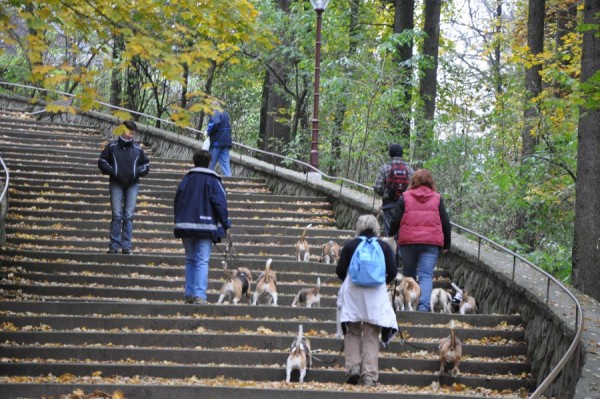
left=348, top=236, right=386, bottom=287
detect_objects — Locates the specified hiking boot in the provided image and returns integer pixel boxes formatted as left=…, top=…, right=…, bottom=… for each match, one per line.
left=122, top=248, right=132, bottom=254
left=361, top=376, right=377, bottom=387
left=184, top=296, right=194, bottom=304
left=345, top=365, right=361, bottom=385
left=193, top=297, right=208, bottom=305
left=106, top=248, right=118, bottom=254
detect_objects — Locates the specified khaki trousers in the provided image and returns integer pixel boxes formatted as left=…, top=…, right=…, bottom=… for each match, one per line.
left=344, top=321, right=380, bottom=381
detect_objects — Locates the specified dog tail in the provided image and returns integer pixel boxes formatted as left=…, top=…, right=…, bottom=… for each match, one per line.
left=297, top=323, right=303, bottom=344
left=300, top=224, right=312, bottom=241
left=450, top=282, right=463, bottom=296
left=264, top=258, right=273, bottom=282
left=450, top=319, right=457, bottom=351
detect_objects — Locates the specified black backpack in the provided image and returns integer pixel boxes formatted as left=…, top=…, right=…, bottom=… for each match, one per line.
left=386, top=162, right=410, bottom=201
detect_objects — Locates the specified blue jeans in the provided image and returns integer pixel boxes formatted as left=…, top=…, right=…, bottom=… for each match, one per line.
left=182, top=237, right=212, bottom=300
left=209, top=147, right=231, bottom=177
left=109, top=181, right=139, bottom=251
left=399, top=244, right=440, bottom=311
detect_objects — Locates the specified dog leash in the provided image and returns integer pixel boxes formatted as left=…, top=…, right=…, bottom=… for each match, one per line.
left=311, top=344, right=344, bottom=366
left=395, top=328, right=431, bottom=350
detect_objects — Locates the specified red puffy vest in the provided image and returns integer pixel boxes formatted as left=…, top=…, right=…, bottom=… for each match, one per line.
left=397, top=186, right=444, bottom=247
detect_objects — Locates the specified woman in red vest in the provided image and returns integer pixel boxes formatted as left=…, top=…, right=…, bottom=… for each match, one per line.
left=388, top=169, right=451, bottom=311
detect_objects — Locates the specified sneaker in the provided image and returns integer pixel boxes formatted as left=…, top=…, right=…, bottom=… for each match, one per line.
left=361, top=377, right=377, bottom=387
left=184, top=296, right=194, bottom=304
left=122, top=248, right=132, bottom=254
left=193, top=297, right=208, bottom=305
left=346, top=365, right=361, bottom=385
left=106, top=248, right=118, bottom=254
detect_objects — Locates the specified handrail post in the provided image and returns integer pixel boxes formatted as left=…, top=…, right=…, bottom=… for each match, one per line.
left=512, top=256, right=516, bottom=282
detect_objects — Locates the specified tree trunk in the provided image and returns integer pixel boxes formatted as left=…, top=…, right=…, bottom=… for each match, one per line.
left=258, top=0, right=293, bottom=161
left=416, top=0, right=441, bottom=161
left=181, top=62, right=189, bottom=110
left=517, top=0, right=545, bottom=250
left=522, top=0, right=545, bottom=158
left=110, top=33, right=124, bottom=107
left=258, top=65, right=292, bottom=156
left=196, top=60, right=216, bottom=139
left=493, top=0, right=503, bottom=97
left=572, top=0, right=600, bottom=301
left=392, top=0, right=415, bottom=142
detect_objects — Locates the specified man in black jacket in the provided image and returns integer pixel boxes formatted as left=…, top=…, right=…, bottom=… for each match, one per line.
left=98, top=121, right=150, bottom=254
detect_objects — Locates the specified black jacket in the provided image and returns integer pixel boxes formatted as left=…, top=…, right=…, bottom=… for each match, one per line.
left=98, top=137, right=150, bottom=185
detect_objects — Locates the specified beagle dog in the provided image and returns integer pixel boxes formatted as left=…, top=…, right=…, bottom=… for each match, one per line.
left=285, top=324, right=312, bottom=383
left=291, top=277, right=321, bottom=308
left=252, top=258, right=278, bottom=306
left=217, top=261, right=253, bottom=305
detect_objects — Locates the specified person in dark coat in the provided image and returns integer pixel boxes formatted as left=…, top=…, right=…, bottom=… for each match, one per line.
left=373, top=144, right=414, bottom=236
left=98, top=120, right=150, bottom=254
left=206, top=101, right=232, bottom=177
left=174, top=149, right=232, bottom=304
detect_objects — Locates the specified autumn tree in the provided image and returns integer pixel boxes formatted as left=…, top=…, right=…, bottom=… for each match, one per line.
left=0, top=0, right=268, bottom=126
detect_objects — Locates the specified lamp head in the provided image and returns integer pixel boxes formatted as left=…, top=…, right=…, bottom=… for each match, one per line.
left=310, top=0, right=331, bottom=11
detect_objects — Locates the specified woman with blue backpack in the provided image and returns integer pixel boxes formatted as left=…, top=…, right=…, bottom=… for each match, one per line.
left=335, top=214, right=398, bottom=387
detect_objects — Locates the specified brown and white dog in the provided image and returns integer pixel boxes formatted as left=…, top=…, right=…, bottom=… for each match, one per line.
left=430, top=287, right=453, bottom=314
left=252, top=258, right=278, bottom=306
left=459, top=290, right=477, bottom=315
left=295, top=224, right=312, bottom=262
left=217, top=261, right=253, bottom=305
left=439, top=319, right=462, bottom=376
left=291, top=277, right=321, bottom=308
left=285, top=324, right=312, bottom=383
left=392, top=274, right=421, bottom=311
left=319, top=240, right=340, bottom=264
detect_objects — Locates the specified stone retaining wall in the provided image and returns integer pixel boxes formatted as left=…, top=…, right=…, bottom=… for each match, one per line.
left=0, top=93, right=592, bottom=398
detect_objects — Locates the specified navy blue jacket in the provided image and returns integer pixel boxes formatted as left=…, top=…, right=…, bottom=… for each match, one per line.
left=173, top=167, right=231, bottom=242
left=98, top=137, right=150, bottom=185
left=207, top=110, right=232, bottom=148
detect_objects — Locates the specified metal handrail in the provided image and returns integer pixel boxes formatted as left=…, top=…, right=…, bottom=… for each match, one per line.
left=0, top=81, right=583, bottom=397
left=0, top=156, right=8, bottom=205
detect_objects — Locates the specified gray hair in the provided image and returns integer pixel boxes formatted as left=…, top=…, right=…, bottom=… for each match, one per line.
left=355, top=214, right=380, bottom=236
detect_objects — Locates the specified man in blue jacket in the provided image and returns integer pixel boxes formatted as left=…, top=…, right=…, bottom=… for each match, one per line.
left=206, top=101, right=232, bottom=176
left=174, top=149, right=232, bottom=304
left=98, top=121, right=150, bottom=254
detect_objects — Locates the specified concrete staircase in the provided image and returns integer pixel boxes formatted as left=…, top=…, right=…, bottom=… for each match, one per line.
left=0, top=113, right=533, bottom=398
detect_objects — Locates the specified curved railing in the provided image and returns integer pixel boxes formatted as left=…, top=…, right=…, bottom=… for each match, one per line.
left=0, top=155, right=9, bottom=246
left=0, top=81, right=583, bottom=397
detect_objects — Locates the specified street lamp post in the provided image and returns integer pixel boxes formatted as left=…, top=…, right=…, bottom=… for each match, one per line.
left=309, top=0, right=330, bottom=177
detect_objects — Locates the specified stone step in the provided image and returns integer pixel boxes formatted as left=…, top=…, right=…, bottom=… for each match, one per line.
left=0, top=118, right=100, bottom=135
left=2, top=271, right=453, bottom=297
left=0, top=384, right=493, bottom=399
left=8, top=191, right=335, bottom=213
left=0, top=346, right=529, bottom=376
left=7, top=207, right=337, bottom=228
left=0, top=363, right=531, bottom=392
left=5, top=220, right=352, bottom=239
left=0, top=313, right=525, bottom=344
